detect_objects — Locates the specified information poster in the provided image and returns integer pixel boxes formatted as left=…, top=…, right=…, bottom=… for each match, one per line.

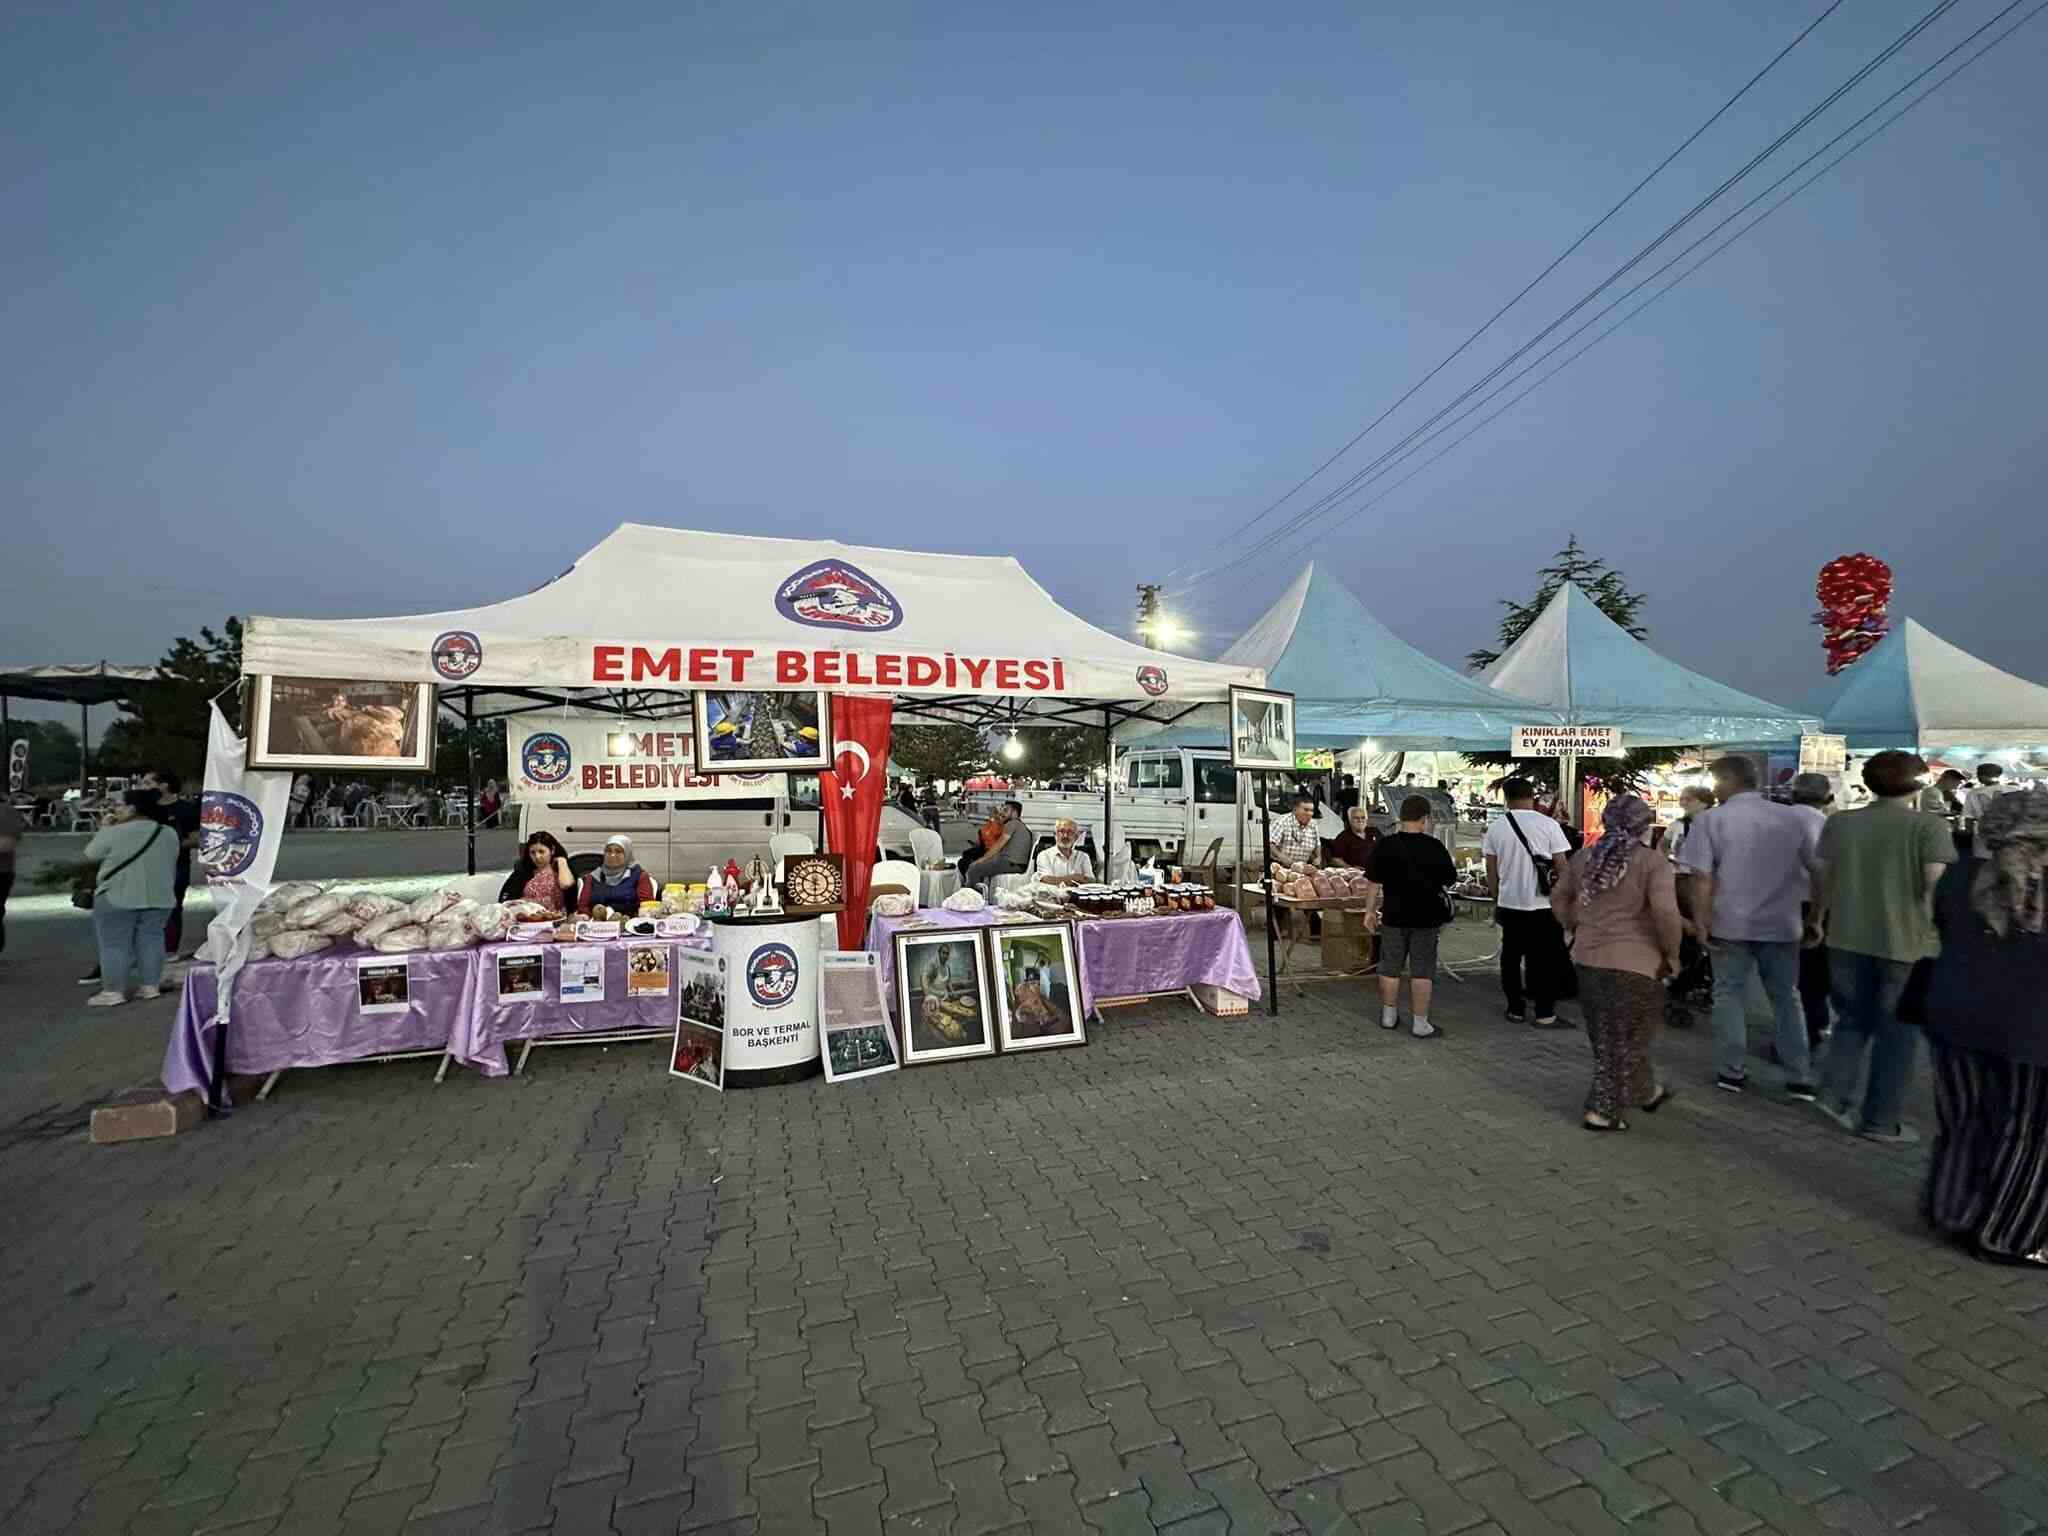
left=356, top=956, right=411, bottom=1015
left=559, top=946, right=605, bottom=1004
left=820, top=951, right=899, bottom=1083
left=627, top=943, right=672, bottom=998
left=672, top=950, right=726, bottom=1090
left=495, top=947, right=543, bottom=1004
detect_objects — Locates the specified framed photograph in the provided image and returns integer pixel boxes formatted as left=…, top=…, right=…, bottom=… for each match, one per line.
left=783, top=851, right=847, bottom=913
left=988, top=923, right=1086, bottom=1052
left=820, top=950, right=899, bottom=1083
left=693, top=690, right=831, bottom=773
left=247, top=675, right=436, bottom=773
left=1228, top=685, right=1296, bottom=773
left=893, top=929, right=996, bottom=1064
left=677, top=950, right=727, bottom=1031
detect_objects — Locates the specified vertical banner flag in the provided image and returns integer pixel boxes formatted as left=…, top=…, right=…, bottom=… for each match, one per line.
left=194, top=703, right=293, bottom=1095
left=819, top=694, right=893, bottom=949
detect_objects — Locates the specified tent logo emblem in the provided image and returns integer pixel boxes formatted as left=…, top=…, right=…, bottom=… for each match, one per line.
left=1136, top=664, right=1168, bottom=697
left=746, top=942, right=800, bottom=1008
left=431, top=630, right=483, bottom=680
left=198, top=792, right=264, bottom=880
left=775, top=560, right=903, bottom=633
left=522, top=732, right=572, bottom=787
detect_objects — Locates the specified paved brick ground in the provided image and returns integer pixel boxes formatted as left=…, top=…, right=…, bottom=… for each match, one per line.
left=4, top=926, right=2047, bottom=1534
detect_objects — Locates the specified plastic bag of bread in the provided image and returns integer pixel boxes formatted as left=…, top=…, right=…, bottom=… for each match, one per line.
left=269, top=929, right=335, bottom=960
left=425, top=914, right=476, bottom=950
left=373, top=924, right=428, bottom=954
left=345, top=892, right=405, bottom=923
left=941, top=888, right=987, bottom=913
left=470, top=902, right=511, bottom=942
left=503, top=898, right=554, bottom=923
left=408, top=887, right=465, bottom=925
left=1311, top=872, right=1337, bottom=898
left=871, top=892, right=915, bottom=918
left=258, top=881, right=322, bottom=915
left=243, top=933, right=274, bottom=962
left=357, top=909, right=410, bottom=946
left=315, top=909, right=361, bottom=939
left=250, top=910, right=287, bottom=940
left=289, top=892, right=345, bottom=928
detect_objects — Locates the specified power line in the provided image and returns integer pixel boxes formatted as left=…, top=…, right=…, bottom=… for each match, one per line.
left=1195, top=0, right=1848, bottom=563
left=1173, top=0, right=1970, bottom=592
left=1207, top=0, right=2048, bottom=590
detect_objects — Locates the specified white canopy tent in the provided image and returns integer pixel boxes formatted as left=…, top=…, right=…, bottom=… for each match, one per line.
left=1809, top=618, right=2048, bottom=752
left=244, top=524, right=1261, bottom=728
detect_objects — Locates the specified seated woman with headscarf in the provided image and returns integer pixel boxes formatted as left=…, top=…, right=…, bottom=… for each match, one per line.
left=576, top=834, right=658, bottom=917
left=1329, top=806, right=1381, bottom=870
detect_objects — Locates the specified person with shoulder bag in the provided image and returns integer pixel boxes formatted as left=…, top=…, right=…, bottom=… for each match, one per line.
left=1481, top=778, right=1573, bottom=1026
left=79, top=790, right=179, bottom=1007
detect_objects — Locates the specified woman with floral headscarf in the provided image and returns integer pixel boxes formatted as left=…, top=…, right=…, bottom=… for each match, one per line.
left=1552, top=794, right=1684, bottom=1131
left=1922, top=789, right=2048, bottom=1265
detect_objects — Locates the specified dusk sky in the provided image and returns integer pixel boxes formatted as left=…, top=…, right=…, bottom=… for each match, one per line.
left=6, top=0, right=2044, bottom=720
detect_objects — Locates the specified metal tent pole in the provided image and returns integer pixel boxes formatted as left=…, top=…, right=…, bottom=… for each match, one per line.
left=1260, top=772, right=1278, bottom=1017
left=79, top=701, right=89, bottom=799
left=464, top=692, right=477, bottom=876
left=1102, top=709, right=1113, bottom=876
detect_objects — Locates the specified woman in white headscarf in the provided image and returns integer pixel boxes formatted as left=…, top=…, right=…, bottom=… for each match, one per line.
left=1922, top=790, right=2048, bottom=1265
left=576, top=834, right=657, bottom=916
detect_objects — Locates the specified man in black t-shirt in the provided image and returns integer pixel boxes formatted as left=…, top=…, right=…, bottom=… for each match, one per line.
left=141, top=769, right=202, bottom=960
left=1366, top=796, right=1459, bottom=1039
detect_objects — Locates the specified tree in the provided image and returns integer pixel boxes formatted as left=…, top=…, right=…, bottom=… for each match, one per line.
left=435, top=712, right=509, bottom=792
left=113, top=618, right=244, bottom=783
left=1012, top=724, right=1106, bottom=783
left=1466, top=534, right=1647, bottom=671
left=1463, top=539, right=1679, bottom=797
left=890, top=723, right=991, bottom=786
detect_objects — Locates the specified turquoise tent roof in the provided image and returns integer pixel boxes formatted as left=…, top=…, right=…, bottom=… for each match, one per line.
left=1480, top=583, right=1818, bottom=748
left=1123, top=564, right=1557, bottom=750
left=1809, top=618, right=2048, bottom=751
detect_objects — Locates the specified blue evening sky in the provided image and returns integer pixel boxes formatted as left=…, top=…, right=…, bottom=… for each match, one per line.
left=5, top=1, right=2044, bottom=709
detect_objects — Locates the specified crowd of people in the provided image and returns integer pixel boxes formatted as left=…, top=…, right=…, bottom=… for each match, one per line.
left=1271, top=751, right=2048, bottom=1269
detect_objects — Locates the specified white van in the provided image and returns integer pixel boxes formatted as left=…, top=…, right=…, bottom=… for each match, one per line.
left=518, top=777, right=924, bottom=885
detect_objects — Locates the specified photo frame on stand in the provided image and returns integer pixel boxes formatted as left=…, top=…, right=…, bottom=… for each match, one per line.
left=987, top=922, right=1086, bottom=1052
left=893, top=928, right=996, bottom=1064
left=692, top=690, right=832, bottom=773
left=1228, top=685, right=1296, bottom=773
left=248, top=676, right=437, bottom=773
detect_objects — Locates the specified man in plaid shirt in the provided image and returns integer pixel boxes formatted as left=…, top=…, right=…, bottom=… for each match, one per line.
left=1269, top=793, right=1323, bottom=867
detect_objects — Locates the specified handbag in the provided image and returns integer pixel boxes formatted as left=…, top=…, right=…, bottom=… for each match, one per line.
left=72, top=823, right=166, bottom=911
left=1503, top=809, right=1558, bottom=896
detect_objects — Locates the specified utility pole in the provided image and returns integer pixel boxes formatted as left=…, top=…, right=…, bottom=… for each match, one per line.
left=1135, top=583, right=1162, bottom=649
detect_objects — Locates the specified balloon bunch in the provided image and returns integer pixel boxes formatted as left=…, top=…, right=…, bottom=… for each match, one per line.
left=1813, top=553, right=1892, bottom=674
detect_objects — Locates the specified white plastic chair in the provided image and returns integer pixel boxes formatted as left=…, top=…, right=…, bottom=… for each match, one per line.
left=868, top=858, right=920, bottom=906
left=907, top=826, right=943, bottom=870
left=769, top=831, right=814, bottom=874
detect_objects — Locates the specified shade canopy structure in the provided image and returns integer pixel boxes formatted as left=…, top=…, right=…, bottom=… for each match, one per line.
left=243, top=524, right=1262, bottom=726
left=0, top=662, right=159, bottom=705
left=1808, top=618, right=2048, bottom=751
left=1480, top=584, right=1819, bottom=748
left=1122, top=563, right=1559, bottom=750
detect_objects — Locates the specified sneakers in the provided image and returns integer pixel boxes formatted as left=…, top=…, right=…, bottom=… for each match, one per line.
left=1785, top=1082, right=1819, bottom=1104
left=1815, top=1100, right=1858, bottom=1132
left=84, top=991, right=126, bottom=1008
left=1411, top=1021, right=1444, bottom=1039
left=1715, top=1073, right=1747, bottom=1094
left=1503, top=1008, right=1527, bottom=1024
left=1531, top=1015, right=1566, bottom=1029
left=133, top=985, right=162, bottom=1001
left=1860, top=1123, right=1922, bottom=1145
left=77, top=971, right=102, bottom=987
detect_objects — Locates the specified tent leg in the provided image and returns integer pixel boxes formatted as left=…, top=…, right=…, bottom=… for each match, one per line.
left=1102, top=709, right=1113, bottom=877
left=79, top=701, right=89, bottom=800
left=1261, top=772, right=1278, bottom=1017
left=464, top=692, right=477, bottom=876
left=1559, top=753, right=1578, bottom=827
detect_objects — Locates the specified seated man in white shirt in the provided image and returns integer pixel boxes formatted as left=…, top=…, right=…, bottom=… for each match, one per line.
left=1033, top=819, right=1095, bottom=886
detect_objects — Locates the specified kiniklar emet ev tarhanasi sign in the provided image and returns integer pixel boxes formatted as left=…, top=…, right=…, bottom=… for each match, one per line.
left=1511, top=725, right=1623, bottom=757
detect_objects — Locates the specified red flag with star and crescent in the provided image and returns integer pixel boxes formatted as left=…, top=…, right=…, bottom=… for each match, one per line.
left=820, top=694, right=894, bottom=948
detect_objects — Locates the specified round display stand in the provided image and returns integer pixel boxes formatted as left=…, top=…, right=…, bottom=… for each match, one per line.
left=707, top=911, right=827, bottom=1088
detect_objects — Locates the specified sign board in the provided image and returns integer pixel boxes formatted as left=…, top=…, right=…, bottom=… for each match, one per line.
left=1294, top=748, right=1335, bottom=772
left=1798, top=734, right=1848, bottom=776
left=1512, top=725, right=1622, bottom=757
left=8, top=739, right=26, bottom=795
left=506, top=715, right=785, bottom=802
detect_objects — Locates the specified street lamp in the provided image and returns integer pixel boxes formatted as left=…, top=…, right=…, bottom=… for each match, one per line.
left=1002, top=733, right=1023, bottom=762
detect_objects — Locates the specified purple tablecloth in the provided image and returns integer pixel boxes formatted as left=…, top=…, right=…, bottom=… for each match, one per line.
left=163, top=944, right=475, bottom=1097
left=865, top=907, right=1260, bottom=1018
left=450, top=938, right=705, bottom=1078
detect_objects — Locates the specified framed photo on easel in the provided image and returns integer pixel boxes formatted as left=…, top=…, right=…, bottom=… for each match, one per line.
left=893, top=928, right=996, bottom=1065
left=987, top=922, right=1086, bottom=1052
left=1228, top=685, right=1296, bottom=773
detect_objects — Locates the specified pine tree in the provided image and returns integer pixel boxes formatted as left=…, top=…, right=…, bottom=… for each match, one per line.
left=1466, top=535, right=1647, bottom=671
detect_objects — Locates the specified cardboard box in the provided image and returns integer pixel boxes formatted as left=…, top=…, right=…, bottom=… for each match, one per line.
left=90, top=1088, right=204, bottom=1145
left=1191, top=983, right=1250, bottom=1017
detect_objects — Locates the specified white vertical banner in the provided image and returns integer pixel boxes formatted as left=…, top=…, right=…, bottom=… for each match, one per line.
left=198, top=702, right=293, bottom=1034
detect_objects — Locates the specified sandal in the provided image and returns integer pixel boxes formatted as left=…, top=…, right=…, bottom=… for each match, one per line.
left=1581, top=1115, right=1627, bottom=1133
left=1639, top=1087, right=1674, bottom=1114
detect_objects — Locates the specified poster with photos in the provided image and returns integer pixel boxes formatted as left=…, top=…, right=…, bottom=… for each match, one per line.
left=820, top=950, right=899, bottom=1083
left=671, top=951, right=727, bottom=1091
left=494, top=948, right=544, bottom=1004
left=356, top=956, right=411, bottom=1015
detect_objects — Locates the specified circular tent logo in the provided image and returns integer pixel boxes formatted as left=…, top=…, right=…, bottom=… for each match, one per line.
left=198, top=792, right=265, bottom=879
left=521, top=731, right=573, bottom=787
left=775, top=560, right=903, bottom=632
left=746, top=942, right=801, bottom=1008
left=1136, top=664, right=1169, bottom=697
left=430, top=630, right=483, bottom=680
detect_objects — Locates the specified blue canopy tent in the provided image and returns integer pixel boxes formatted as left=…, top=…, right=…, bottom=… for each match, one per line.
left=1122, top=563, right=1559, bottom=751
left=1807, top=618, right=2048, bottom=753
left=1480, top=584, right=1819, bottom=748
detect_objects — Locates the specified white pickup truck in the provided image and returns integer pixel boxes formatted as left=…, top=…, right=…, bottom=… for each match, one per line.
left=518, top=775, right=925, bottom=884
left=967, top=746, right=1358, bottom=876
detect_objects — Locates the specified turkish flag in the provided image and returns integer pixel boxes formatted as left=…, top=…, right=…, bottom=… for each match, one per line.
left=820, top=694, right=893, bottom=949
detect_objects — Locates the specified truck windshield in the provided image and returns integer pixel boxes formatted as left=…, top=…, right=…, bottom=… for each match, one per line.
left=1193, top=759, right=1237, bottom=804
